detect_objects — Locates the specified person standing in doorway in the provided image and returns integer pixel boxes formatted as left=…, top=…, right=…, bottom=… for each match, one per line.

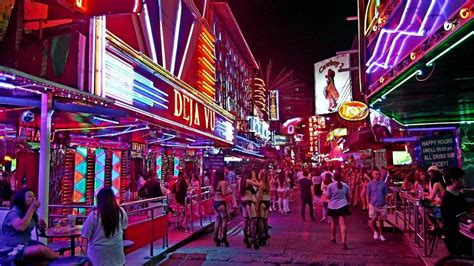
left=367, top=169, right=388, bottom=241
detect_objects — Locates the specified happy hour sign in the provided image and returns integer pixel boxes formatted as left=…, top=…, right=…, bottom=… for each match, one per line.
left=420, top=136, right=458, bottom=171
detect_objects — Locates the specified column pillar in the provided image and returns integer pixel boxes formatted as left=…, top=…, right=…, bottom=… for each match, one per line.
left=38, top=93, right=53, bottom=222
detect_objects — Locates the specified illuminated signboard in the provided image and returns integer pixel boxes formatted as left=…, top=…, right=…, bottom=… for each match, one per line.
left=131, top=142, right=146, bottom=158
left=272, top=135, right=291, bottom=146
left=280, top=117, right=303, bottom=135
left=365, top=0, right=469, bottom=90
left=64, top=0, right=142, bottom=16
left=268, top=90, right=279, bottom=121
left=370, top=108, right=391, bottom=133
left=314, top=54, right=352, bottom=115
left=0, top=0, right=15, bottom=42
left=308, top=117, right=319, bottom=153
left=326, top=128, right=348, bottom=141
left=248, top=116, right=271, bottom=140
left=103, top=46, right=234, bottom=144
left=338, top=101, right=369, bottom=121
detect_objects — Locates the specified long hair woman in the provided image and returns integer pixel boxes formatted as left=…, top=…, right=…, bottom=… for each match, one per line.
left=212, top=169, right=229, bottom=247
left=172, top=172, right=189, bottom=229
left=277, top=171, right=288, bottom=215
left=1, top=188, right=59, bottom=263
left=257, top=168, right=271, bottom=246
left=81, top=187, right=128, bottom=265
left=240, top=166, right=261, bottom=249
left=326, top=173, right=351, bottom=250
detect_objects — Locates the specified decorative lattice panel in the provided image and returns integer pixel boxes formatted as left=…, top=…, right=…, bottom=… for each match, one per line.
left=73, top=147, right=87, bottom=203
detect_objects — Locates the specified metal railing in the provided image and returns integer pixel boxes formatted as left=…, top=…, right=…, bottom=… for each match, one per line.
left=48, top=196, right=169, bottom=258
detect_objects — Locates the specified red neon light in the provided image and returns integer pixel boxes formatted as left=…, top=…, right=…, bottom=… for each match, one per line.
left=132, top=0, right=140, bottom=13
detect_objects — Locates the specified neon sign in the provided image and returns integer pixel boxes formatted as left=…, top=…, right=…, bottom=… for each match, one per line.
left=365, top=0, right=468, bottom=87
left=338, top=101, right=369, bottom=121
left=268, top=90, right=279, bottom=121
left=103, top=46, right=233, bottom=144
left=248, top=116, right=271, bottom=140
left=173, top=88, right=215, bottom=130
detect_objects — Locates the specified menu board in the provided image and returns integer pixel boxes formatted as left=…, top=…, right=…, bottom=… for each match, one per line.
left=420, top=136, right=458, bottom=171
left=206, top=154, right=224, bottom=171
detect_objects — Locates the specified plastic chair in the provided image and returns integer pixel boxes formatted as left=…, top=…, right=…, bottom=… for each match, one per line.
left=47, top=240, right=72, bottom=255
left=123, top=240, right=134, bottom=249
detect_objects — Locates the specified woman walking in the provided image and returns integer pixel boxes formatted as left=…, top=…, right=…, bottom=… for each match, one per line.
left=320, top=172, right=332, bottom=223
left=240, top=167, right=261, bottom=249
left=82, top=187, right=128, bottom=265
left=212, top=170, right=229, bottom=247
left=327, top=173, right=351, bottom=250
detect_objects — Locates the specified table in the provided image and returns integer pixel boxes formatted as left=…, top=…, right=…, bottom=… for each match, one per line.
left=40, top=226, right=82, bottom=256
left=459, top=223, right=474, bottom=255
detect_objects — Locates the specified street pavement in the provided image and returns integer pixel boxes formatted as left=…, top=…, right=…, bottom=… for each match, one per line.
left=158, top=196, right=424, bottom=265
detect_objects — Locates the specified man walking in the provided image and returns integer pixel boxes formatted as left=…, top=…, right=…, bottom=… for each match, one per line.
left=224, top=165, right=238, bottom=208
left=367, top=169, right=388, bottom=241
left=299, top=171, right=315, bottom=222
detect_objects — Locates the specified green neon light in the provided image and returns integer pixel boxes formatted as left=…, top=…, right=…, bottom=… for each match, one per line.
left=426, top=31, right=474, bottom=67
left=372, top=70, right=422, bottom=106
left=404, top=121, right=474, bottom=127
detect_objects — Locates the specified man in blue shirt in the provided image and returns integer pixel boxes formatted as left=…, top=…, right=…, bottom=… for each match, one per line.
left=367, top=169, right=388, bottom=241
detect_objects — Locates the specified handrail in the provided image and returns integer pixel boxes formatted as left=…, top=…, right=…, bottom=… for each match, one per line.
left=48, top=196, right=169, bottom=257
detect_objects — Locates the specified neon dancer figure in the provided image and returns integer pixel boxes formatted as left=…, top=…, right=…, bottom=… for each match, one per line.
left=323, top=69, right=340, bottom=112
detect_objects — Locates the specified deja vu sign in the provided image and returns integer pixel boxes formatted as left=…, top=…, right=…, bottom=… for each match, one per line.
left=420, top=136, right=458, bottom=170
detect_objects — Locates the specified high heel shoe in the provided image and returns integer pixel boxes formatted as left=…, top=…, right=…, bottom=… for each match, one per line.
left=253, top=240, right=259, bottom=250
left=214, top=237, right=221, bottom=246
left=220, top=238, right=229, bottom=247
left=243, top=239, right=251, bottom=248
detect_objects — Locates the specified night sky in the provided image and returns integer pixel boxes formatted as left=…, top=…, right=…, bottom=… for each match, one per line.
left=227, top=0, right=358, bottom=105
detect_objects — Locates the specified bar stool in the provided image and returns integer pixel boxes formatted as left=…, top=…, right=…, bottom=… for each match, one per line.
left=428, top=211, right=443, bottom=257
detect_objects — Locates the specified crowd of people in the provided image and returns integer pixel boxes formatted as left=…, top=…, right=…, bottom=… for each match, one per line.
left=0, top=161, right=471, bottom=264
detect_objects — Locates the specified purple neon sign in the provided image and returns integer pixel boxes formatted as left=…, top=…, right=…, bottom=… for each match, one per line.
left=365, top=0, right=468, bottom=85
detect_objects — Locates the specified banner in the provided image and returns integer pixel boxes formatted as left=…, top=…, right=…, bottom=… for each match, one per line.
left=420, top=136, right=458, bottom=171
left=268, top=90, right=279, bottom=121
left=314, top=55, right=352, bottom=115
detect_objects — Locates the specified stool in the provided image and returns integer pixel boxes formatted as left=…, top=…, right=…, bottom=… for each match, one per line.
left=123, top=240, right=134, bottom=249
left=47, top=241, right=72, bottom=255
left=428, top=212, right=443, bottom=257
left=48, top=255, right=89, bottom=265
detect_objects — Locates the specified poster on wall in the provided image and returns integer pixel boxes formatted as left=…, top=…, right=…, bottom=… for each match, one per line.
left=0, top=0, right=15, bottom=42
left=420, top=136, right=458, bottom=171
left=314, top=54, right=352, bottom=115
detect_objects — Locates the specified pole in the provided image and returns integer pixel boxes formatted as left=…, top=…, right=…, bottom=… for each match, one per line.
left=38, top=93, right=53, bottom=223
left=357, top=0, right=367, bottom=95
